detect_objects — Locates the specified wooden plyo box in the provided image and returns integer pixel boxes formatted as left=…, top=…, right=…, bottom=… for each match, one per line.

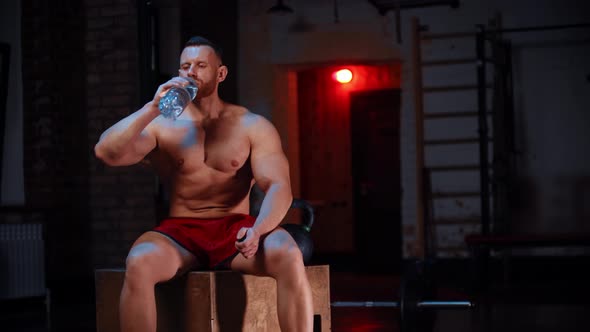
left=95, top=265, right=331, bottom=332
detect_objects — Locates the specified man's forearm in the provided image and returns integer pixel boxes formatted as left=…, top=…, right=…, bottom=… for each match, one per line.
left=95, top=101, right=160, bottom=162
left=252, top=183, right=293, bottom=236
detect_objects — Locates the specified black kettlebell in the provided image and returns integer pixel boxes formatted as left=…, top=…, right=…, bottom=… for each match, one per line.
left=282, top=199, right=315, bottom=264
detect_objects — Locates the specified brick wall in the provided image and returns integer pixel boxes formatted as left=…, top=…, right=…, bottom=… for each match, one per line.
left=22, top=0, right=92, bottom=280
left=21, top=0, right=157, bottom=281
left=85, top=0, right=156, bottom=269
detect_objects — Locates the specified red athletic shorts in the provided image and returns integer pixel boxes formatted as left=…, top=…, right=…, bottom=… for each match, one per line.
left=152, top=214, right=256, bottom=270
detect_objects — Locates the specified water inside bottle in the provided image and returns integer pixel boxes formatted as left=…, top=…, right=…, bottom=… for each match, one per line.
left=158, top=77, right=198, bottom=120
left=185, top=78, right=198, bottom=100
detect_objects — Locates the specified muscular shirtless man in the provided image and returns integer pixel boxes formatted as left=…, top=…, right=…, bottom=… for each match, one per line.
left=94, top=36, right=313, bottom=332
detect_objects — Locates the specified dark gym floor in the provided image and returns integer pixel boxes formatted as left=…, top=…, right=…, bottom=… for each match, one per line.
left=1, top=257, right=589, bottom=332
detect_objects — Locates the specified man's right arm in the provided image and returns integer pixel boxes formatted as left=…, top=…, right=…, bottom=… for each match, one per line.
left=95, top=77, right=190, bottom=166
left=94, top=101, right=160, bottom=166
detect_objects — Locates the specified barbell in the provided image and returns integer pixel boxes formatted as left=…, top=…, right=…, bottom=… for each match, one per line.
left=331, top=260, right=475, bottom=332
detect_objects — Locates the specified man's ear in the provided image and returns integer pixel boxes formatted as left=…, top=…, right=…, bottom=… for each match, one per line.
left=217, top=65, right=228, bottom=83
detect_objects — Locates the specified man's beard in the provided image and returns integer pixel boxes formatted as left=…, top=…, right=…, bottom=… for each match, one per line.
left=194, top=79, right=216, bottom=100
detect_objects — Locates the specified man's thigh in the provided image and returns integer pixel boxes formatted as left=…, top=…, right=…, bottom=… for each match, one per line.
left=128, top=231, right=199, bottom=279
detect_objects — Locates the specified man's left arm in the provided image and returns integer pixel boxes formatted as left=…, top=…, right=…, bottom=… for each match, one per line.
left=235, top=115, right=293, bottom=259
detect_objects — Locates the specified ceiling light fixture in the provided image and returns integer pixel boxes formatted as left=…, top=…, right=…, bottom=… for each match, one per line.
left=267, top=0, right=294, bottom=15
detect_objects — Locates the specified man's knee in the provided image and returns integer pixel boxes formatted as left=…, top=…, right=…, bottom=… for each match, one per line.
left=264, top=235, right=305, bottom=276
left=124, top=243, right=168, bottom=286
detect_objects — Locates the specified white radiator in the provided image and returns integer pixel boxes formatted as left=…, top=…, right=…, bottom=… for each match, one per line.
left=0, top=223, right=46, bottom=299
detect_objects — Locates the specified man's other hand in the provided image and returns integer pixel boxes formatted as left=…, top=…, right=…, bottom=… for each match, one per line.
left=235, top=227, right=261, bottom=259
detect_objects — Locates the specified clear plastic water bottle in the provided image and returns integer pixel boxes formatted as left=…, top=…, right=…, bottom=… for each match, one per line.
left=158, top=77, right=198, bottom=119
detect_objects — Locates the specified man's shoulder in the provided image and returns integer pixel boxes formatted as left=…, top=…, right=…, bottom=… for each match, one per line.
left=224, top=104, right=272, bottom=129
left=226, top=104, right=251, bottom=119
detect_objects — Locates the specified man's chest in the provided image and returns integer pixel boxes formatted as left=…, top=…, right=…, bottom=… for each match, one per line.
left=156, top=120, right=250, bottom=174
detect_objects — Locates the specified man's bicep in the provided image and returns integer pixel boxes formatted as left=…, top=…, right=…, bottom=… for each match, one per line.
left=133, top=130, right=158, bottom=158
left=250, top=119, right=290, bottom=190
left=251, top=151, right=290, bottom=191
left=110, top=129, right=157, bottom=166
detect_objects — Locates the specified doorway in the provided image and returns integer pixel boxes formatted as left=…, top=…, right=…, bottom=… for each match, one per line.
left=296, top=64, right=402, bottom=272
left=350, top=89, right=401, bottom=272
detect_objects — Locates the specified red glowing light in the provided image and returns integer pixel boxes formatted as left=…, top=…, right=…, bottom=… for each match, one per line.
left=333, top=69, right=353, bottom=83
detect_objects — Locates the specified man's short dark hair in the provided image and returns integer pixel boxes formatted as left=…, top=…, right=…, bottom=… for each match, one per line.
left=184, top=36, right=223, bottom=63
